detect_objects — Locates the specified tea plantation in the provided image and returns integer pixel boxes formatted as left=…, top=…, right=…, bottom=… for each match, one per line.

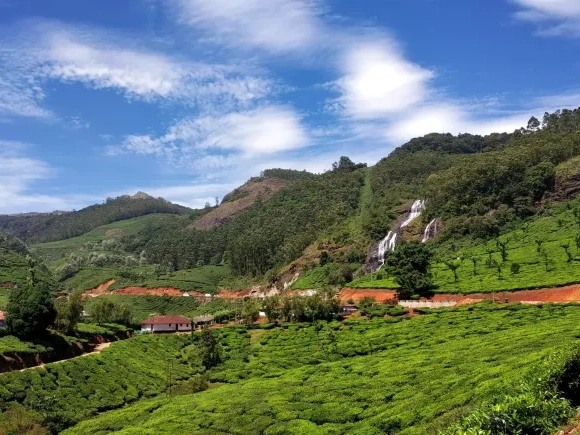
left=59, top=303, right=580, bottom=434
left=349, top=198, right=580, bottom=293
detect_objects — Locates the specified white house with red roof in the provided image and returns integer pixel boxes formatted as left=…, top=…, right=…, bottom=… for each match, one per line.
left=141, top=315, right=192, bottom=332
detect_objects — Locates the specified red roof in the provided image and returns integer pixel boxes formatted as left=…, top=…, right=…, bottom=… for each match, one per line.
left=141, top=315, right=191, bottom=325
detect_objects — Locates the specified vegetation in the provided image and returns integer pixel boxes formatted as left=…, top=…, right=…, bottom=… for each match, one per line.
left=62, top=303, right=580, bottom=435
left=0, top=194, right=192, bottom=244
left=6, top=259, right=56, bottom=339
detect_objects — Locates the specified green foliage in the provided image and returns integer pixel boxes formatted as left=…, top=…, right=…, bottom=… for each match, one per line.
left=54, top=291, right=83, bottom=335
left=63, top=304, right=580, bottom=435
left=240, top=299, right=260, bottom=324
left=0, top=196, right=191, bottom=244
left=196, top=327, right=223, bottom=369
left=386, top=241, right=433, bottom=297
left=88, top=299, right=133, bottom=326
left=6, top=263, right=56, bottom=339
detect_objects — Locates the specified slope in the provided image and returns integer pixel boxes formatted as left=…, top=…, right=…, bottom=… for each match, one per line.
left=63, top=304, right=580, bottom=435
left=0, top=192, right=192, bottom=244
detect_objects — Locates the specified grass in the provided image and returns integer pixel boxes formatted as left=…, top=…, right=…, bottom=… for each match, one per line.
left=349, top=199, right=580, bottom=293
left=63, top=303, right=580, bottom=434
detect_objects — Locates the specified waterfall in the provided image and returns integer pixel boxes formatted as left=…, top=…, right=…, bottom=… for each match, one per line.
left=375, top=199, right=425, bottom=269
left=421, top=218, right=438, bottom=243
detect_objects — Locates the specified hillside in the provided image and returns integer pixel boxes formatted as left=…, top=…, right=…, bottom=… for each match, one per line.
left=0, top=193, right=192, bottom=244
left=58, top=304, right=580, bottom=434
left=0, top=230, right=52, bottom=288
left=191, top=173, right=294, bottom=230
left=8, top=108, right=580, bottom=299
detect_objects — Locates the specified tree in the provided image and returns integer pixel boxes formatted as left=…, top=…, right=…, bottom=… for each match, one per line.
left=0, top=403, right=48, bottom=435
left=484, top=244, right=495, bottom=268
left=540, top=249, right=552, bottom=272
left=54, top=291, right=84, bottom=335
left=241, top=299, right=260, bottom=325
left=511, top=263, right=520, bottom=275
left=444, top=259, right=460, bottom=283
left=470, top=256, right=479, bottom=276
left=561, top=242, right=573, bottom=263
left=198, top=326, right=222, bottom=369
left=88, top=299, right=133, bottom=326
left=89, top=299, right=115, bottom=325
left=6, top=258, right=56, bottom=339
left=319, top=251, right=330, bottom=266
left=535, top=239, right=544, bottom=253
left=492, top=259, right=502, bottom=279
left=527, top=116, right=540, bottom=132
left=385, top=242, right=433, bottom=298
left=263, top=295, right=281, bottom=323
left=496, top=237, right=510, bottom=263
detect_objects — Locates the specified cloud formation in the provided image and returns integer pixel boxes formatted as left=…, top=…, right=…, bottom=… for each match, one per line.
left=512, top=0, right=580, bottom=37
left=116, top=105, right=310, bottom=170
left=0, top=21, right=273, bottom=120
left=175, top=0, right=324, bottom=54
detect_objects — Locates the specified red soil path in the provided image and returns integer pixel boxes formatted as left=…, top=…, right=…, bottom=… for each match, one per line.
left=341, top=284, right=580, bottom=304
left=340, top=288, right=397, bottom=304
left=84, top=280, right=205, bottom=298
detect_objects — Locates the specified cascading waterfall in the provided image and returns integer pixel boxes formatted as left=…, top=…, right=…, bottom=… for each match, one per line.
left=376, top=199, right=425, bottom=269
left=421, top=218, right=438, bottom=243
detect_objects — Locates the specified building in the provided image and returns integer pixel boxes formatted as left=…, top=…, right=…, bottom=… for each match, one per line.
left=141, top=315, right=192, bottom=333
left=342, top=304, right=359, bottom=315
left=0, top=311, right=5, bottom=328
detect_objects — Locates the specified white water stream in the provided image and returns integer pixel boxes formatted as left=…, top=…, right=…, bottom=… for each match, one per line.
left=376, top=199, right=425, bottom=269
left=421, top=218, right=438, bottom=243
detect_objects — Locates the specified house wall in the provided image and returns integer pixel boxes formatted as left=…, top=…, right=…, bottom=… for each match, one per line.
left=141, top=323, right=192, bottom=332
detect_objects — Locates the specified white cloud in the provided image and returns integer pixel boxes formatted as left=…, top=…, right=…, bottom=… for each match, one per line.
left=175, top=0, right=324, bottom=54
left=512, top=0, right=580, bottom=37
left=116, top=105, right=309, bottom=169
left=330, top=39, right=434, bottom=120
left=0, top=20, right=274, bottom=121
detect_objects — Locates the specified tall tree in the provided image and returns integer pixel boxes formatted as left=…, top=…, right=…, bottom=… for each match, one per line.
left=385, top=242, right=433, bottom=298
left=6, top=257, right=56, bottom=339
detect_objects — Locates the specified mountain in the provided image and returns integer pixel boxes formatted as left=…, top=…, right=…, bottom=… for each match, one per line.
left=6, top=108, right=580, bottom=296
left=0, top=193, right=191, bottom=244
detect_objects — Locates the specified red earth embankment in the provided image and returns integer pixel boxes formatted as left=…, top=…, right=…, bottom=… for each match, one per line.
left=339, top=288, right=397, bottom=303
left=84, top=281, right=205, bottom=298
left=341, top=285, right=580, bottom=305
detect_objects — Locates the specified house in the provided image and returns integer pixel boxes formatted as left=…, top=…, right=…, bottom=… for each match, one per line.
left=141, top=315, right=192, bottom=333
left=0, top=311, right=5, bottom=328
left=342, top=304, right=359, bottom=315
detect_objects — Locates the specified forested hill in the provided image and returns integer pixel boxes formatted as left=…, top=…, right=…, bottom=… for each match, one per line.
left=0, top=193, right=191, bottom=244
left=8, top=108, right=580, bottom=294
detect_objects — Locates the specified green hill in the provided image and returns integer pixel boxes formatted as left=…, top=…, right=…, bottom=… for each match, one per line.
left=61, top=304, right=580, bottom=435
left=0, top=193, right=192, bottom=244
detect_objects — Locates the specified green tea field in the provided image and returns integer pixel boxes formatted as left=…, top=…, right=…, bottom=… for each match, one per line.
left=61, top=303, right=580, bottom=435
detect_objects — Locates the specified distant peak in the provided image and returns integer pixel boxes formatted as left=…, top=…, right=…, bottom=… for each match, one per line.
left=131, top=191, right=153, bottom=200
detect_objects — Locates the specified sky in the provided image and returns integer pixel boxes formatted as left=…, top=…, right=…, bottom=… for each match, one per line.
left=1, top=0, right=580, bottom=213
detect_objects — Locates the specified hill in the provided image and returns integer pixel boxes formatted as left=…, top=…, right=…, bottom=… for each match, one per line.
left=0, top=193, right=192, bottom=244
left=191, top=171, right=302, bottom=230
left=58, top=304, right=580, bottom=435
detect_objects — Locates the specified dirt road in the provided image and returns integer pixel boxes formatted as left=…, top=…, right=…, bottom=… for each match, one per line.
left=18, top=342, right=111, bottom=372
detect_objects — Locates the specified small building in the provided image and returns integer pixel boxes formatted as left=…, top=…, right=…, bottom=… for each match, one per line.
left=342, top=304, right=359, bottom=315
left=0, top=311, right=5, bottom=328
left=141, top=315, right=192, bottom=333
left=192, top=314, right=215, bottom=329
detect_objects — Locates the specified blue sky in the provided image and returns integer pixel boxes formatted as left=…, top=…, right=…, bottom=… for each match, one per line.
left=1, top=0, right=580, bottom=213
